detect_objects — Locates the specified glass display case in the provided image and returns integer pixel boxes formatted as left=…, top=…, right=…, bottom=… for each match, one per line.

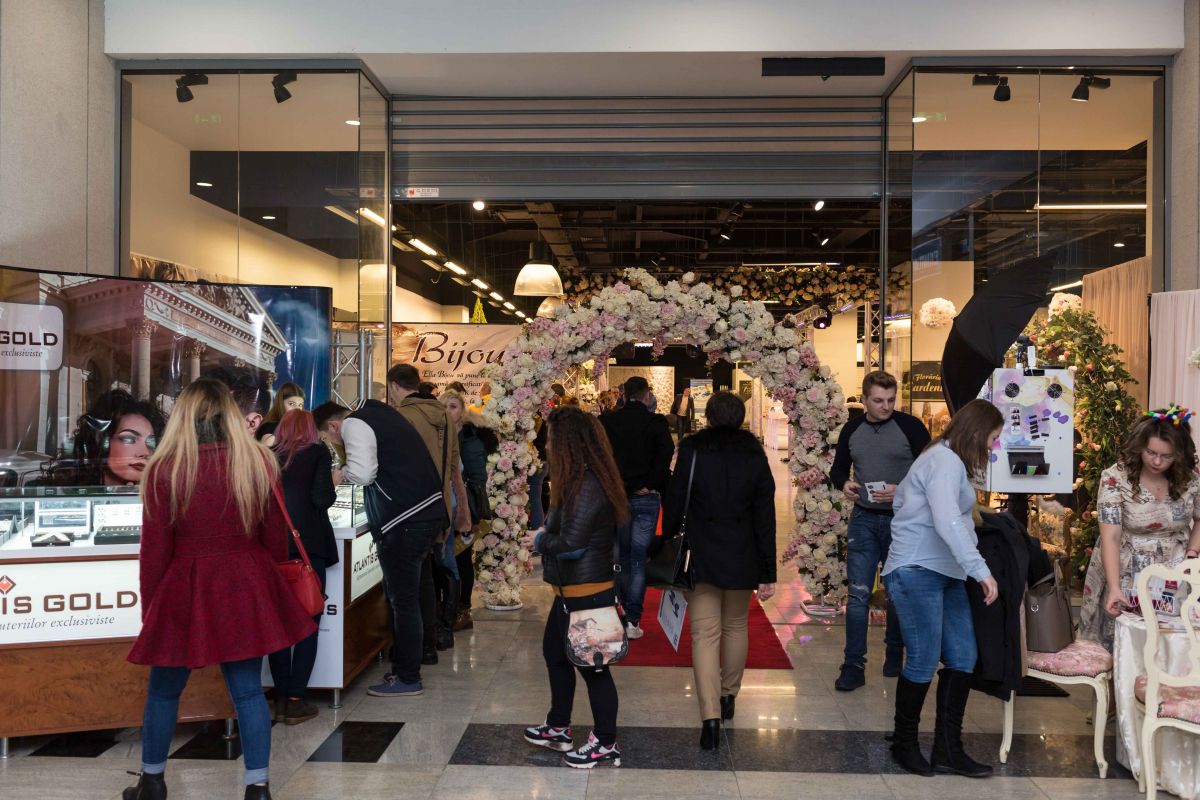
left=0, top=486, right=144, bottom=558
left=329, top=483, right=367, bottom=532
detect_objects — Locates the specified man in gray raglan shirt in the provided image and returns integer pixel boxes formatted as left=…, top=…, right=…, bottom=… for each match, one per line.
left=829, top=371, right=931, bottom=692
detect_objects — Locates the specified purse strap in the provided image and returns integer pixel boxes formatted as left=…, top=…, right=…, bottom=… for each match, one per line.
left=677, top=450, right=698, bottom=536
left=271, top=481, right=314, bottom=570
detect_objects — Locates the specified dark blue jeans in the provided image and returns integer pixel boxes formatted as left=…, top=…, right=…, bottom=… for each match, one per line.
left=843, top=507, right=904, bottom=669
left=617, top=492, right=661, bottom=626
left=268, top=555, right=328, bottom=700
left=883, top=565, right=978, bottom=684
left=141, top=657, right=271, bottom=785
left=376, top=520, right=442, bottom=683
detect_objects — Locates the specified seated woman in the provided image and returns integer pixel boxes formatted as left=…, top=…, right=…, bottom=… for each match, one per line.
left=1078, top=405, right=1200, bottom=649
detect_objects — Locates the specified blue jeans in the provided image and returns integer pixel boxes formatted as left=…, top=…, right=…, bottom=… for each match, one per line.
left=528, top=464, right=548, bottom=530
left=617, top=492, right=660, bottom=626
left=142, top=657, right=271, bottom=786
left=883, top=565, right=978, bottom=684
left=843, top=508, right=903, bottom=669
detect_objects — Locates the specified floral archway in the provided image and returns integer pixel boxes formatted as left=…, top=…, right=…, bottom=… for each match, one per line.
left=478, top=269, right=850, bottom=609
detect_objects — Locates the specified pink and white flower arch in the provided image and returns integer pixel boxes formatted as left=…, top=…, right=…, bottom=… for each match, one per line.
left=479, top=269, right=849, bottom=609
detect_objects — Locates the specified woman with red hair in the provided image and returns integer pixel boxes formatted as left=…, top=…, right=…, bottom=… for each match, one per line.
left=267, top=409, right=339, bottom=725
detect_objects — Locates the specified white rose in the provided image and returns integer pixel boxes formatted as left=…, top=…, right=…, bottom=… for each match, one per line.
left=730, top=285, right=744, bottom=297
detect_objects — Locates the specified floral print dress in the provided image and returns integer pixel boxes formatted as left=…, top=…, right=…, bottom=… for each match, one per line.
left=1078, top=463, right=1200, bottom=649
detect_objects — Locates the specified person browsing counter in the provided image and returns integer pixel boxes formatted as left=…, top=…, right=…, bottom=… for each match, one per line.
left=828, top=370, right=931, bottom=692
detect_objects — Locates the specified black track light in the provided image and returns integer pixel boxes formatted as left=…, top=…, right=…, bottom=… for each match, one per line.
left=972, top=74, right=1000, bottom=86
left=994, top=77, right=1010, bottom=102
left=272, top=71, right=297, bottom=103
left=1072, top=74, right=1111, bottom=102
left=813, top=309, right=833, bottom=330
left=175, top=72, right=208, bottom=103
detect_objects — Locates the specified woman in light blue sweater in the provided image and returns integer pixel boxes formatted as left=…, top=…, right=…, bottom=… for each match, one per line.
left=882, top=399, right=1002, bottom=780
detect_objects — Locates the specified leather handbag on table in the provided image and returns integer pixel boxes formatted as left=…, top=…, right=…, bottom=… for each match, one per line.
left=645, top=451, right=697, bottom=592
left=272, top=483, right=326, bottom=617
left=1024, top=561, right=1074, bottom=653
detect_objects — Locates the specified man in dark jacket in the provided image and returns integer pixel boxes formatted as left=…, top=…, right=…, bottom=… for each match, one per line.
left=342, top=392, right=448, bottom=698
left=600, top=376, right=675, bottom=638
left=829, top=370, right=931, bottom=692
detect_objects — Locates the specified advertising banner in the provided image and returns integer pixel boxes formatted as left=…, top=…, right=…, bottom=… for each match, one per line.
left=0, top=301, right=64, bottom=371
left=0, top=559, right=141, bottom=645
left=391, top=323, right=521, bottom=394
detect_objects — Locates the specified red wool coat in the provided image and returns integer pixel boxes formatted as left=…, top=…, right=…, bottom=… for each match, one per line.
left=127, top=444, right=317, bottom=668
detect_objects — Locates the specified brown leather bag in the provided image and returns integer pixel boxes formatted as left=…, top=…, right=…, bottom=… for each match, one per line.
left=1024, top=562, right=1074, bottom=653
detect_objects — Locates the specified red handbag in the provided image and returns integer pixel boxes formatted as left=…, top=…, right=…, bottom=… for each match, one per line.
left=272, top=483, right=325, bottom=616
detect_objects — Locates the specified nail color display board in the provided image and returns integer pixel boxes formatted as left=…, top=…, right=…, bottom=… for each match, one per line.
left=983, top=367, right=1075, bottom=495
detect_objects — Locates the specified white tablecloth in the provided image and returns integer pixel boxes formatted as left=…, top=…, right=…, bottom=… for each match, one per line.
left=1114, top=613, right=1200, bottom=799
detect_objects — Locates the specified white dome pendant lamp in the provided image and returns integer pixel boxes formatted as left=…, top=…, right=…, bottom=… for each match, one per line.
left=536, top=296, right=563, bottom=318
left=514, top=241, right=563, bottom=297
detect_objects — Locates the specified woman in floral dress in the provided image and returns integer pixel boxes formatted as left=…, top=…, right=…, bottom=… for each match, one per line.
left=1079, top=406, right=1200, bottom=649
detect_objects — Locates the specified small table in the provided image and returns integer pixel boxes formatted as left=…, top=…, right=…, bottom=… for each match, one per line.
left=1114, top=612, right=1200, bottom=800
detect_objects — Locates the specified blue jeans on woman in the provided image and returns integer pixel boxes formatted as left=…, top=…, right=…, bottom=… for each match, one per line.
left=141, top=657, right=272, bottom=786
left=882, top=565, right=977, bottom=684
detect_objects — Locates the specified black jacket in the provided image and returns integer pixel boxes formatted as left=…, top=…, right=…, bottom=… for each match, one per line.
left=538, top=470, right=617, bottom=588
left=662, top=427, right=776, bottom=589
left=277, top=442, right=339, bottom=565
left=829, top=411, right=930, bottom=491
left=600, top=400, right=674, bottom=494
left=967, top=511, right=1037, bottom=700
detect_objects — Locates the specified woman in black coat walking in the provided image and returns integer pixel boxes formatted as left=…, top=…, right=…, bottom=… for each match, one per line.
left=662, top=391, right=776, bottom=749
left=267, top=409, right=339, bottom=725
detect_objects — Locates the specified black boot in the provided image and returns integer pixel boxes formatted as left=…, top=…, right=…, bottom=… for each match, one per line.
left=435, top=577, right=459, bottom=651
left=890, top=676, right=934, bottom=777
left=421, top=644, right=439, bottom=665
left=931, top=669, right=993, bottom=778
left=122, top=771, right=167, bottom=800
left=699, top=718, right=721, bottom=750
left=720, top=694, right=735, bottom=721
left=243, top=783, right=271, bottom=799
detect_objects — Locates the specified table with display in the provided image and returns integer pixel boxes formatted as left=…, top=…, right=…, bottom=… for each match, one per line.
left=0, top=484, right=388, bottom=757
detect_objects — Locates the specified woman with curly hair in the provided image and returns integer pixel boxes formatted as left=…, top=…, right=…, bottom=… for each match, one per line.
left=1079, top=405, right=1200, bottom=649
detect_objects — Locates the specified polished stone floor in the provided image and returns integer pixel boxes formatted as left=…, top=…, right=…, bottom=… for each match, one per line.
left=0, top=451, right=1151, bottom=799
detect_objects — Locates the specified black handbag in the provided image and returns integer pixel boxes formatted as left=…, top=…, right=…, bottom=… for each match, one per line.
left=645, top=451, right=697, bottom=591
left=465, top=479, right=492, bottom=523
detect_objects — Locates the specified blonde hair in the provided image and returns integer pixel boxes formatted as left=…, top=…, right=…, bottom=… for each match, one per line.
left=143, top=378, right=279, bottom=534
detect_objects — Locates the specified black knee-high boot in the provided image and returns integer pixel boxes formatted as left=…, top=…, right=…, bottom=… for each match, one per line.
left=890, top=675, right=934, bottom=776
left=931, top=669, right=993, bottom=778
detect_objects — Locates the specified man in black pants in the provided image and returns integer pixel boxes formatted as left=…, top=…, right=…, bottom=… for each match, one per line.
left=342, top=392, right=448, bottom=697
left=829, top=370, right=930, bottom=692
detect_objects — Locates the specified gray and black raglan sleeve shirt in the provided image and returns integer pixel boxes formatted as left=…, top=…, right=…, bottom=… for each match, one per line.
left=828, top=411, right=931, bottom=511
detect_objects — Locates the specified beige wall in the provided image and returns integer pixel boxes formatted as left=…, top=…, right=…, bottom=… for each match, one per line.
left=393, top=286, right=467, bottom=323
left=0, top=0, right=114, bottom=275
left=812, top=310, right=859, bottom=399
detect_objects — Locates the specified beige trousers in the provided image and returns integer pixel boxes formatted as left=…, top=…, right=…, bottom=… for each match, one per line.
left=686, top=583, right=752, bottom=721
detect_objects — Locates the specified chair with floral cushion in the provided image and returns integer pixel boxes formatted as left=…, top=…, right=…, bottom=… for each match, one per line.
left=1134, top=558, right=1200, bottom=800
left=998, top=638, right=1113, bottom=778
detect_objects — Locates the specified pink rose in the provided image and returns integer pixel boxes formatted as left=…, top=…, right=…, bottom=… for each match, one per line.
left=496, top=457, right=514, bottom=472
left=805, top=387, right=823, bottom=403
left=733, top=328, right=749, bottom=343
left=613, top=282, right=631, bottom=294
left=495, top=503, right=512, bottom=517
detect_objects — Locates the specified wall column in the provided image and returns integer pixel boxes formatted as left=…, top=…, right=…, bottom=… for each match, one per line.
left=130, top=319, right=158, bottom=400
left=184, top=339, right=207, bottom=385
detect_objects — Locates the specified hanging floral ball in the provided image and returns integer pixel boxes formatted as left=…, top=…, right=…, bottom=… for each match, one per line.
left=918, top=297, right=957, bottom=329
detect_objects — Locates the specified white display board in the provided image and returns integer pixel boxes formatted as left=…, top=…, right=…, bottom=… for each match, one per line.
left=656, top=588, right=687, bottom=652
left=984, top=367, right=1075, bottom=495
left=349, top=532, right=383, bottom=604
left=0, top=558, right=141, bottom=645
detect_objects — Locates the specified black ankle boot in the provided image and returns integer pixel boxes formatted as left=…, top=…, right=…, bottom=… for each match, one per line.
left=699, top=718, right=721, bottom=750
left=720, top=694, right=735, bottom=721
left=890, top=676, right=934, bottom=777
left=421, top=644, right=439, bottom=665
left=122, top=771, right=167, bottom=800
left=243, top=783, right=271, bottom=799
left=931, top=669, right=993, bottom=778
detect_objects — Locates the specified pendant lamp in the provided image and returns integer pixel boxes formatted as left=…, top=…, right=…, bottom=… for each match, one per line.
left=514, top=242, right=563, bottom=297
left=536, top=296, right=563, bottom=318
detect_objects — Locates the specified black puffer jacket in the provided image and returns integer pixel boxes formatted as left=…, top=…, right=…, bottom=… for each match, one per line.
left=538, top=469, right=617, bottom=587
left=662, top=426, right=776, bottom=589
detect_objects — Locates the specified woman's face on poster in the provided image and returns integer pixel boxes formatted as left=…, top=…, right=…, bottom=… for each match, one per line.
left=104, top=413, right=156, bottom=485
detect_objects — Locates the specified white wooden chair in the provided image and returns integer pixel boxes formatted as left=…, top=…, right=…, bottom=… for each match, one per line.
left=1134, top=558, right=1200, bottom=799
left=998, top=638, right=1112, bottom=778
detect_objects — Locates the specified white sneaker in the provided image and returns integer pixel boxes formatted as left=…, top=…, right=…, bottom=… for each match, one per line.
left=625, top=623, right=644, bottom=640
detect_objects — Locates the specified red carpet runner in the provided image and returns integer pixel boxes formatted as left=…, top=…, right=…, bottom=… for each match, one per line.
left=620, top=587, right=793, bottom=669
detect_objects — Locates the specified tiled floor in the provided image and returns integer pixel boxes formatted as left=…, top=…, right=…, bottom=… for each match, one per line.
left=0, top=452, right=1151, bottom=799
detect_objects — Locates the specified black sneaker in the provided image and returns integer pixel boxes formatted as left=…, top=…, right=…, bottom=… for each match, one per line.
left=523, top=722, right=574, bottom=752
left=834, top=663, right=866, bottom=692
left=563, top=732, right=621, bottom=769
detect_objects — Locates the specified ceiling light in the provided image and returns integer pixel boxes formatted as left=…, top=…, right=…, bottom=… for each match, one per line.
left=1114, top=241, right=1126, bottom=248
left=994, top=77, right=1010, bottom=102
left=972, top=73, right=1000, bottom=86
left=471, top=278, right=489, bottom=290
left=409, top=238, right=438, bottom=256
left=261, top=215, right=276, bottom=221
left=1034, top=203, right=1147, bottom=211
left=1071, top=77, right=1090, bottom=102
left=536, top=296, right=563, bottom=318
left=489, top=291, right=504, bottom=302
left=443, top=261, right=467, bottom=275
left=516, top=311, right=527, bottom=319
left=345, top=119, right=361, bottom=126
left=271, top=71, right=297, bottom=104
left=912, top=115, right=928, bottom=123
left=719, top=232, right=731, bottom=241
left=1049, top=280, right=1084, bottom=292
left=421, top=259, right=443, bottom=271
left=472, top=200, right=486, bottom=211
left=813, top=200, right=825, bottom=211
left=820, top=235, right=831, bottom=247
left=391, top=238, right=412, bottom=251
left=449, top=275, right=470, bottom=286
left=813, top=310, right=833, bottom=329
left=358, top=208, right=386, bottom=228
left=503, top=301, right=515, bottom=310
left=195, top=181, right=213, bottom=188
left=514, top=242, right=563, bottom=296
left=325, top=205, right=358, bottom=224
left=175, top=72, right=207, bottom=103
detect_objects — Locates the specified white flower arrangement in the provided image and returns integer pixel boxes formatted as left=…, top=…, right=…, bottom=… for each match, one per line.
left=1048, top=292, right=1083, bottom=319
left=918, top=297, right=956, bottom=329
left=477, top=269, right=849, bottom=608
left=1190, top=346, right=1200, bottom=370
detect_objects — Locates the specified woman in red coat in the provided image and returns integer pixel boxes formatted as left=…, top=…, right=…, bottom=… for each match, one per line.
left=123, top=379, right=315, bottom=800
